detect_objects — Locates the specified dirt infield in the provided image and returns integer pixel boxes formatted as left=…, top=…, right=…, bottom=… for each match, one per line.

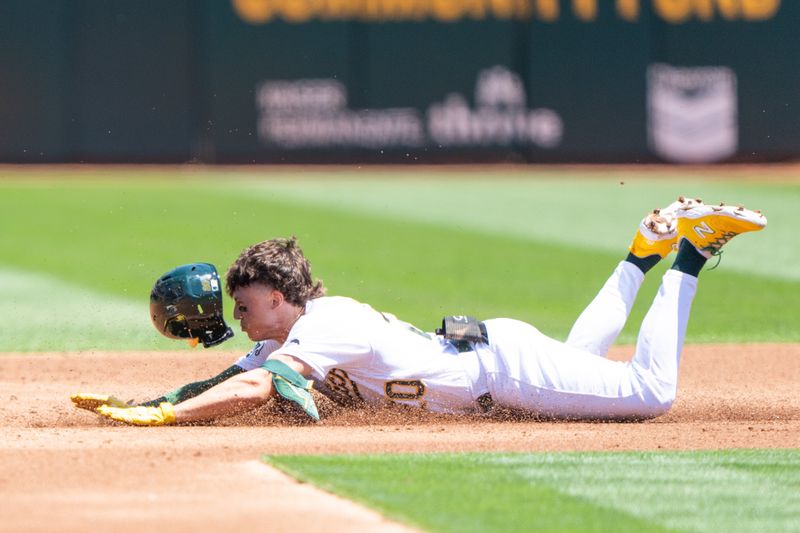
left=2, top=344, right=798, bottom=532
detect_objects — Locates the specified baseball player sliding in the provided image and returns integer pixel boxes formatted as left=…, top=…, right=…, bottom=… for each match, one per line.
left=72, top=197, right=766, bottom=425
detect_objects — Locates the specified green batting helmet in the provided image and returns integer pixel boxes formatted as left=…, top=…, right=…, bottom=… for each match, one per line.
left=150, top=263, right=234, bottom=348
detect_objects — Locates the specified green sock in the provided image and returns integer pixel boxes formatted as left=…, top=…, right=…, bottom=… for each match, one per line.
left=625, top=252, right=661, bottom=274
left=671, top=239, right=707, bottom=277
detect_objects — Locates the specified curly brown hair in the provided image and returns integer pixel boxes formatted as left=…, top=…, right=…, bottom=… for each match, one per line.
left=225, top=237, right=325, bottom=306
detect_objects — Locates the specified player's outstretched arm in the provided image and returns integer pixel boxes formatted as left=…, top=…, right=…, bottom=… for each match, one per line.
left=71, top=364, right=246, bottom=412
left=138, top=364, right=247, bottom=407
left=96, top=367, right=277, bottom=425
left=94, top=355, right=316, bottom=426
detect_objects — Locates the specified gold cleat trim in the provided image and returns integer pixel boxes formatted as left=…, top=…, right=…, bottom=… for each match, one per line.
left=676, top=203, right=767, bottom=259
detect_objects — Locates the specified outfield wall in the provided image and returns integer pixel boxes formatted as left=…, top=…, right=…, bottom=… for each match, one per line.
left=1, top=0, right=797, bottom=164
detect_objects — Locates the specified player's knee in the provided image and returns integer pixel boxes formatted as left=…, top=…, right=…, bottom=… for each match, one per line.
left=649, top=397, right=674, bottom=417
left=632, top=368, right=677, bottom=417
left=644, top=386, right=676, bottom=417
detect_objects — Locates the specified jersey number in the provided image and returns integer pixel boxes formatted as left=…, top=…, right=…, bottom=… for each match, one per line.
left=325, top=371, right=426, bottom=405
left=385, top=380, right=425, bottom=400
left=324, top=368, right=365, bottom=407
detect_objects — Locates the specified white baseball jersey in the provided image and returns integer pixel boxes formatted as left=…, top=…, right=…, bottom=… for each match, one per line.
left=234, top=296, right=483, bottom=414
left=234, top=261, right=698, bottom=420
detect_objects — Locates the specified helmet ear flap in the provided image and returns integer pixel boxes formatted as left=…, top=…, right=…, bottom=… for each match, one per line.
left=150, top=263, right=234, bottom=348
left=198, top=321, right=235, bottom=347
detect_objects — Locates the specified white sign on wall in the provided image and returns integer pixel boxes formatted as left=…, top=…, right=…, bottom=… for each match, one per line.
left=256, top=66, right=563, bottom=150
left=256, top=79, right=424, bottom=148
left=428, top=66, right=563, bottom=148
left=647, top=63, right=738, bottom=163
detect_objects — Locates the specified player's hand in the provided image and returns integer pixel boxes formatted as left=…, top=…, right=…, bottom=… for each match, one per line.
left=96, top=402, right=177, bottom=426
left=70, top=392, right=130, bottom=411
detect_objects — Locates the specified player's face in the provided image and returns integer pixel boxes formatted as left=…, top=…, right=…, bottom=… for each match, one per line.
left=232, top=284, right=285, bottom=342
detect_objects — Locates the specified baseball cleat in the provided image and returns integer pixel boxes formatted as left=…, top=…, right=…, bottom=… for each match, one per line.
left=629, top=196, right=702, bottom=259
left=675, top=202, right=767, bottom=258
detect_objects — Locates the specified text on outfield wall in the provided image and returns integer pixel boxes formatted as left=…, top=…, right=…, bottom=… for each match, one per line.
left=232, top=0, right=781, bottom=23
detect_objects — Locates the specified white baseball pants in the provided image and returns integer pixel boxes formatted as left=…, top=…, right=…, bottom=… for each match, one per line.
left=476, top=261, right=697, bottom=419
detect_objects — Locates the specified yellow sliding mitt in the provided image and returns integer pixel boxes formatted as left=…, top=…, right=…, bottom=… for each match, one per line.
left=96, top=402, right=177, bottom=426
left=70, top=392, right=129, bottom=411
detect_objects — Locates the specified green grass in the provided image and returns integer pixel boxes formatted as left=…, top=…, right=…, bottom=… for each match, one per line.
left=0, top=168, right=798, bottom=350
left=267, top=449, right=800, bottom=533
left=221, top=172, right=800, bottom=281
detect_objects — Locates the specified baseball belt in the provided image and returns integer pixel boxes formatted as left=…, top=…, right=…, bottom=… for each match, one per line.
left=436, top=315, right=489, bottom=348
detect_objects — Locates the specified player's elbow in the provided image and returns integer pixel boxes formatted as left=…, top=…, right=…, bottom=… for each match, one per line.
left=235, top=369, right=275, bottom=403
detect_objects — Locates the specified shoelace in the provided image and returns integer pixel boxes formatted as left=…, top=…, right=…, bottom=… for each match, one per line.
left=706, top=249, right=724, bottom=270
left=701, top=230, right=738, bottom=271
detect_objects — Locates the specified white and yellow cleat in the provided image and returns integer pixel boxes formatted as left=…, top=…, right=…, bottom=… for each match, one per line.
left=675, top=202, right=767, bottom=258
left=629, top=196, right=702, bottom=259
